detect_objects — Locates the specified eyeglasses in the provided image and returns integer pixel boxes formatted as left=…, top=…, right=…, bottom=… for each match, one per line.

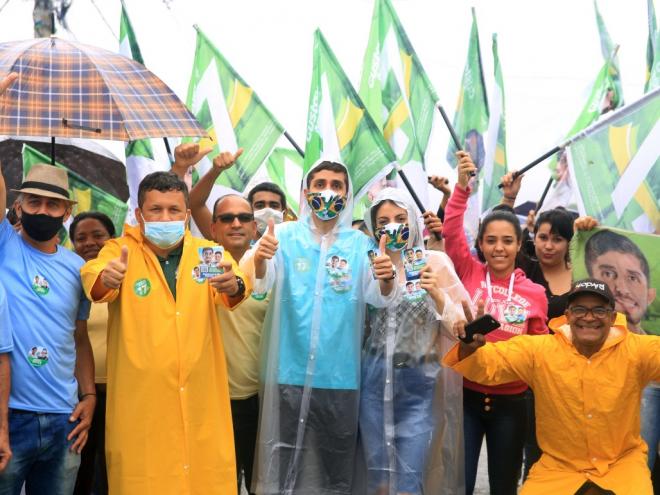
left=568, top=306, right=612, bottom=319
left=215, top=213, right=254, bottom=224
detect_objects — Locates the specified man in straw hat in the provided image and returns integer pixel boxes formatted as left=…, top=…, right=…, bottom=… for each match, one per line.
left=444, top=279, right=660, bottom=494
left=0, top=158, right=95, bottom=493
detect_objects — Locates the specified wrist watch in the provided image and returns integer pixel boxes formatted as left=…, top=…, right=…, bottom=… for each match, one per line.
left=229, top=276, right=246, bottom=298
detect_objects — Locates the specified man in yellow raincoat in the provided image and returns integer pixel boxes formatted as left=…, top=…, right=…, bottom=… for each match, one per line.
left=444, top=279, right=660, bottom=494
left=81, top=171, right=249, bottom=495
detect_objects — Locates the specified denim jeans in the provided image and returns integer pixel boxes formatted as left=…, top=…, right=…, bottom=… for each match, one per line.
left=463, top=388, right=526, bottom=495
left=0, top=410, right=81, bottom=495
left=641, top=385, right=660, bottom=470
left=359, top=356, right=438, bottom=494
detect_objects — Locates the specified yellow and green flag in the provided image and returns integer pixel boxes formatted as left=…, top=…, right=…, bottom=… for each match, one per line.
left=186, top=27, right=284, bottom=191
left=304, top=29, right=396, bottom=199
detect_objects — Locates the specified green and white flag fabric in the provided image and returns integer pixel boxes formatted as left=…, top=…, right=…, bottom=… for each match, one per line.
left=305, top=29, right=396, bottom=200
left=594, top=0, right=624, bottom=106
left=481, top=33, right=507, bottom=212
left=359, top=0, right=437, bottom=170
left=22, top=144, right=128, bottom=243
left=566, top=88, right=660, bottom=233
left=265, top=147, right=304, bottom=215
left=119, top=1, right=164, bottom=217
left=446, top=8, right=488, bottom=241
left=646, top=0, right=659, bottom=92
left=185, top=27, right=284, bottom=192
left=543, top=56, right=623, bottom=212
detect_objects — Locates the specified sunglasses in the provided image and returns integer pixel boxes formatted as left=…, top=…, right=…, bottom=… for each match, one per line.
left=215, top=213, right=254, bottom=224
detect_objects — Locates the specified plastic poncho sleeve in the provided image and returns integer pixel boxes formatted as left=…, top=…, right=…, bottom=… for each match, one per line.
left=81, top=238, right=123, bottom=304
left=443, top=335, right=539, bottom=387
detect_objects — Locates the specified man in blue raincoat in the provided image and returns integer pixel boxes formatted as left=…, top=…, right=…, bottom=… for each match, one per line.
left=246, top=160, right=398, bottom=495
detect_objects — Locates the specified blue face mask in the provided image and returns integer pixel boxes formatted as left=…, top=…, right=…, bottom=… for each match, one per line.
left=141, top=213, right=186, bottom=249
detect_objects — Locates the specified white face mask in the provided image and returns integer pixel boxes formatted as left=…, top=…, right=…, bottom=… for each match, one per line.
left=254, top=207, right=284, bottom=235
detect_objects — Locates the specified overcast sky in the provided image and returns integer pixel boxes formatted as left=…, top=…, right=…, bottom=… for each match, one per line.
left=0, top=0, right=653, bottom=204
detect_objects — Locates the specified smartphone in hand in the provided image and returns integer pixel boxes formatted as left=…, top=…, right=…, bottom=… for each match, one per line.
left=459, top=314, right=500, bottom=343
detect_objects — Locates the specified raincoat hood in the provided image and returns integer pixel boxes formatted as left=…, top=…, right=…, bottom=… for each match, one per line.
left=299, top=159, right=354, bottom=234
left=363, top=187, right=424, bottom=249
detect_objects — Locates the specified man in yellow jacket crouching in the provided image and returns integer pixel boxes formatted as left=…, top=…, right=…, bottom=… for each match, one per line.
left=443, top=279, right=660, bottom=495
left=81, top=171, right=250, bottom=495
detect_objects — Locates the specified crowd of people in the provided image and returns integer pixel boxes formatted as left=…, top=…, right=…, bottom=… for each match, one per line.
left=0, top=73, right=657, bottom=495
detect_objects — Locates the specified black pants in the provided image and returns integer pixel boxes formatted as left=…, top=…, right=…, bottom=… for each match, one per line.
left=73, top=385, right=107, bottom=495
left=523, top=389, right=542, bottom=479
left=463, top=388, right=526, bottom=495
left=231, top=395, right=259, bottom=495
left=278, top=385, right=359, bottom=494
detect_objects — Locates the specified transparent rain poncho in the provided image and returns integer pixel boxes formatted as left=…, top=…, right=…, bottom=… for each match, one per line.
left=244, top=161, right=399, bottom=495
left=357, top=187, right=468, bottom=494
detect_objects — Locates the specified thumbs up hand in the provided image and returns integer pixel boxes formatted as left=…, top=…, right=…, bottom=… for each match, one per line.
left=254, top=219, right=278, bottom=279
left=101, top=246, right=129, bottom=289
left=372, top=234, right=395, bottom=281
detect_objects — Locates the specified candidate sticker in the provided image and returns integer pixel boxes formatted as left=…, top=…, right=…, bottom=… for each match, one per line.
left=27, top=346, right=49, bottom=367
left=31, top=275, right=50, bottom=296
left=326, top=255, right=352, bottom=293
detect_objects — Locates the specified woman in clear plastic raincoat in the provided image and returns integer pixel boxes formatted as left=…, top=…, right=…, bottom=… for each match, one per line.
left=359, top=187, right=469, bottom=495
left=245, top=160, right=399, bottom=495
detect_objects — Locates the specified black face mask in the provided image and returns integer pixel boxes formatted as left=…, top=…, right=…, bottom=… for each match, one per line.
left=20, top=211, right=64, bottom=242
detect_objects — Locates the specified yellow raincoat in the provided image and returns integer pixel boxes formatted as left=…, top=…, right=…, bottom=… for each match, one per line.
left=443, top=314, right=660, bottom=495
left=81, top=225, right=249, bottom=495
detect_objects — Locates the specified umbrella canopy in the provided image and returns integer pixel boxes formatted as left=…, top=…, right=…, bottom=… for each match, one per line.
left=0, top=37, right=205, bottom=141
left=0, top=137, right=128, bottom=205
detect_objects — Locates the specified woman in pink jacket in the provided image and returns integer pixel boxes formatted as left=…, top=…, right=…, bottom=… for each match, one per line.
left=443, top=152, right=548, bottom=495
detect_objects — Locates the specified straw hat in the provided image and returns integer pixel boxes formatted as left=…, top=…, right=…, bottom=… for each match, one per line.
left=12, top=163, right=76, bottom=203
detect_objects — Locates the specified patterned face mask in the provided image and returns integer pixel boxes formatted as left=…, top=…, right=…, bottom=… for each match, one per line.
left=306, top=190, right=346, bottom=221
left=377, top=223, right=410, bottom=251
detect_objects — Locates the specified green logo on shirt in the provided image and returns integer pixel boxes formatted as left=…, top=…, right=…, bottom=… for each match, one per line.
left=31, top=275, right=49, bottom=296
left=251, top=292, right=267, bottom=301
left=27, top=346, right=49, bottom=367
left=133, top=278, right=151, bottom=297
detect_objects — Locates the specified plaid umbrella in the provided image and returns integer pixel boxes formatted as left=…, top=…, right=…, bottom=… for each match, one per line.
left=0, top=37, right=205, bottom=141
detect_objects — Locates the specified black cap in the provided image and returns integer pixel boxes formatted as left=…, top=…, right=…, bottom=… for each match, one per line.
left=567, top=278, right=615, bottom=308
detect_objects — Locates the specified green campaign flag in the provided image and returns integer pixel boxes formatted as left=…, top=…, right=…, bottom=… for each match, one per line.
left=481, top=33, right=508, bottom=211
left=566, top=88, right=660, bottom=233
left=571, top=227, right=660, bottom=335
left=22, top=144, right=128, bottom=237
left=119, top=1, right=162, bottom=214
left=359, top=0, right=438, bottom=170
left=646, top=0, right=660, bottom=92
left=304, top=29, right=396, bottom=199
left=265, top=147, right=304, bottom=215
left=186, top=27, right=284, bottom=191
left=594, top=0, right=624, bottom=105
left=446, top=8, right=489, bottom=170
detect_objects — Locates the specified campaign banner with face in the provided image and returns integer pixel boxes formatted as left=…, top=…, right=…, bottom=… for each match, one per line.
left=571, top=227, right=659, bottom=335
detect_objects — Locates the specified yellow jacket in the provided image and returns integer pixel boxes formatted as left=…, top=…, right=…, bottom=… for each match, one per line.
left=443, top=314, right=660, bottom=494
left=81, top=225, right=249, bottom=495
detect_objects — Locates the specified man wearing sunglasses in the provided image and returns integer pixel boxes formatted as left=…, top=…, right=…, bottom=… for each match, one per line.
left=443, top=278, right=660, bottom=494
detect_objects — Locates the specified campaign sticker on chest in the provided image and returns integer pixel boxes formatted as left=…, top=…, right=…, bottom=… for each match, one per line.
left=502, top=303, right=528, bottom=324
left=133, top=278, right=151, bottom=297
left=31, top=275, right=50, bottom=296
left=27, top=346, right=49, bottom=367
left=326, top=255, right=352, bottom=293
left=195, top=246, right=225, bottom=280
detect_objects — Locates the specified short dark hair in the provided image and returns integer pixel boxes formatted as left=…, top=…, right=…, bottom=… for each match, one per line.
left=247, top=182, right=286, bottom=210
left=585, top=230, right=650, bottom=281
left=137, top=172, right=189, bottom=208
left=69, top=211, right=116, bottom=239
left=306, top=161, right=349, bottom=191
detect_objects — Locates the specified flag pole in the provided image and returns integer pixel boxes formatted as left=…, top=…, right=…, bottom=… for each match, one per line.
left=393, top=164, right=442, bottom=240
left=284, top=131, right=305, bottom=158
left=163, top=137, right=174, bottom=164
left=535, top=177, right=554, bottom=212
left=497, top=145, right=561, bottom=189
left=436, top=104, right=477, bottom=177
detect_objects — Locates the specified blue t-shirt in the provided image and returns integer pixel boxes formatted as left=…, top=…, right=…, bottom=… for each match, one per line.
left=0, top=219, right=90, bottom=413
left=0, top=282, right=13, bottom=354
